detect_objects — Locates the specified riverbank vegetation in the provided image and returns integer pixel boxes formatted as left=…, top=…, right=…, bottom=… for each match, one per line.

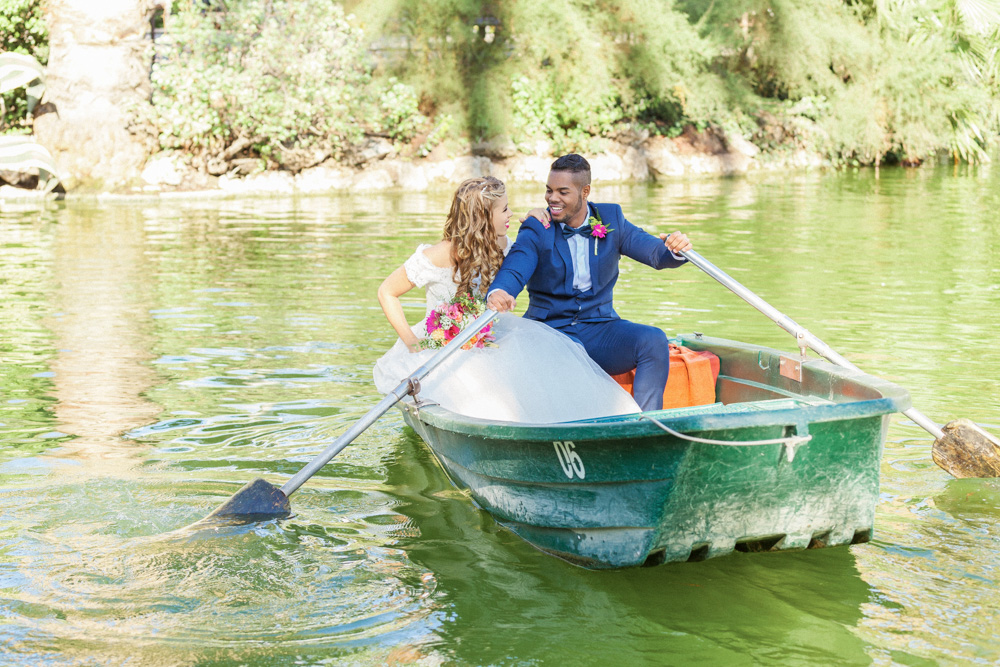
left=0, top=0, right=46, bottom=133
left=3, top=0, right=999, bottom=182
left=351, top=0, right=1000, bottom=166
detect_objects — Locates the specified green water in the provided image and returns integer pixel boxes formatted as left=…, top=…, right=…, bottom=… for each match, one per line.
left=1, top=166, right=998, bottom=665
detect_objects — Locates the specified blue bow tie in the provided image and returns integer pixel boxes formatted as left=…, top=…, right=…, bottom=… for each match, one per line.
left=561, top=224, right=592, bottom=239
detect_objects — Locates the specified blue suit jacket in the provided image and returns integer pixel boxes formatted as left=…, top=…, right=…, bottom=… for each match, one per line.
left=490, top=202, right=686, bottom=327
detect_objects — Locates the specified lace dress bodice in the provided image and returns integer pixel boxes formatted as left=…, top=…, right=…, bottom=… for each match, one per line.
left=403, top=244, right=457, bottom=318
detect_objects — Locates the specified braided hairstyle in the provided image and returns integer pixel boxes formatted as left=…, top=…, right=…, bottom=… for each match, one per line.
left=443, top=176, right=507, bottom=297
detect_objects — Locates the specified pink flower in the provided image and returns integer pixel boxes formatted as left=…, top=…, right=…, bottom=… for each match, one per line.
left=448, top=325, right=460, bottom=338
left=591, top=222, right=608, bottom=239
left=448, top=303, right=463, bottom=320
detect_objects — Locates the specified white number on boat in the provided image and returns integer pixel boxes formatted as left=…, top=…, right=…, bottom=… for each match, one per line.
left=553, top=441, right=586, bottom=479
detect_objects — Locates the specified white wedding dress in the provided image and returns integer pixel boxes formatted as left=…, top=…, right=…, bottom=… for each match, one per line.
left=373, top=244, right=641, bottom=423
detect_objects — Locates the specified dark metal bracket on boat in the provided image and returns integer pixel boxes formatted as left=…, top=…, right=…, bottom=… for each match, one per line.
left=407, top=377, right=421, bottom=398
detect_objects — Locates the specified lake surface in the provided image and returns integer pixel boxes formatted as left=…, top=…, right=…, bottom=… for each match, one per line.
left=1, top=165, right=998, bottom=665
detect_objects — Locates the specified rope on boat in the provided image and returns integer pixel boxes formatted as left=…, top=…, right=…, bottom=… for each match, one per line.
left=638, top=414, right=813, bottom=463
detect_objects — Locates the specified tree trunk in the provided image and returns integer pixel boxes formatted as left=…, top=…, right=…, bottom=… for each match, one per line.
left=33, top=0, right=159, bottom=190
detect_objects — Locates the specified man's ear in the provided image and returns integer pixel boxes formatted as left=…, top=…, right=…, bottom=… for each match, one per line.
left=582, top=183, right=591, bottom=199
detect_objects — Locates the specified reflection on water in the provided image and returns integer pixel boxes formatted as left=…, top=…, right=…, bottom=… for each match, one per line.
left=49, top=206, right=160, bottom=466
left=388, top=430, right=874, bottom=665
left=0, top=165, right=999, bottom=664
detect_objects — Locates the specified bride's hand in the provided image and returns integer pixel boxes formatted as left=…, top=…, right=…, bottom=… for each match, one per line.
left=522, top=208, right=551, bottom=228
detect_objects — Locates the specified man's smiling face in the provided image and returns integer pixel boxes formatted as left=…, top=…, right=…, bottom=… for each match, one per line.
left=545, top=170, right=591, bottom=226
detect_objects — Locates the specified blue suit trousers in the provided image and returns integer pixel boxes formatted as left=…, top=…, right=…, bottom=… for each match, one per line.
left=555, top=319, right=669, bottom=411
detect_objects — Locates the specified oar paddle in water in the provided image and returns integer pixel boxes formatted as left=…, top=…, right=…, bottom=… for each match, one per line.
left=681, top=249, right=1000, bottom=478
left=198, top=308, right=500, bottom=524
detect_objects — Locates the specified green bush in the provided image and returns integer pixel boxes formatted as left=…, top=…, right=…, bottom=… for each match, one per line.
left=683, top=0, right=1000, bottom=164
left=0, top=0, right=47, bottom=132
left=150, top=0, right=422, bottom=169
left=377, top=78, right=424, bottom=143
left=356, top=0, right=714, bottom=151
left=355, top=0, right=1000, bottom=165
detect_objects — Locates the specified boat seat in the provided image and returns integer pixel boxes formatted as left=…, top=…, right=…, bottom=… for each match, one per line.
left=611, top=343, right=721, bottom=409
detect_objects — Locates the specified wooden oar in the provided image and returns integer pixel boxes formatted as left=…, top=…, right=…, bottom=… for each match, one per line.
left=197, top=309, right=500, bottom=524
left=681, top=249, right=1000, bottom=478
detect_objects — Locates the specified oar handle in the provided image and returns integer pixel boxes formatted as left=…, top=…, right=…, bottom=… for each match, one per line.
left=280, top=309, right=499, bottom=497
left=681, top=249, right=945, bottom=439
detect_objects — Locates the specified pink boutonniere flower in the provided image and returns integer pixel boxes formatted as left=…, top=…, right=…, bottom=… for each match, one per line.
left=588, top=214, right=614, bottom=255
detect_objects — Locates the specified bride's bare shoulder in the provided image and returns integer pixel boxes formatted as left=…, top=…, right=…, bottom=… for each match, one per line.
left=422, top=240, right=454, bottom=269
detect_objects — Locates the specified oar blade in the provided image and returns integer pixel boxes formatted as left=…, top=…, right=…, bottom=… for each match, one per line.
left=932, top=418, right=1000, bottom=478
left=203, top=477, right=292, bottom=523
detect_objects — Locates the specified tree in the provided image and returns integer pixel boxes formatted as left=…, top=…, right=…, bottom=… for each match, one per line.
left=32, top=0, right=162, bottom=188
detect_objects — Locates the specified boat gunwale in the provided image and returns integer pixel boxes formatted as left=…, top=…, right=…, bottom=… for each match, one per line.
left=400, top=336, right=911, bottom=441
left=403, top=395, right=903, bottom=441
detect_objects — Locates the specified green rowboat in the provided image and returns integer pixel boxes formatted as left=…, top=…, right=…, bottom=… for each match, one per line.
left=399, top=334, right=910, bottom=569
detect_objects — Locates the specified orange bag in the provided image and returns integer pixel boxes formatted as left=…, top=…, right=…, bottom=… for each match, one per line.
left=611, top=343, right=721, bottom=409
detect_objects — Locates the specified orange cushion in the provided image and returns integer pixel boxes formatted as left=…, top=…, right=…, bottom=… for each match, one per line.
left=611, top=343, right=720, bottom=409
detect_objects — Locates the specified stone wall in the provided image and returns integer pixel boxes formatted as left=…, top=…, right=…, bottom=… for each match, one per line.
left=139, top=128, right=824, bottom=196
left=1, top=126, right=827, bottom=201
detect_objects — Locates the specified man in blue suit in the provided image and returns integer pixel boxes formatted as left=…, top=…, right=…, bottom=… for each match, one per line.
left=486, top=154, right=692, bottom=411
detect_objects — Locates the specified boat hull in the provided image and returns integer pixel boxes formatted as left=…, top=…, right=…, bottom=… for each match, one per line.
left=400, top=335, right=910, bottom=568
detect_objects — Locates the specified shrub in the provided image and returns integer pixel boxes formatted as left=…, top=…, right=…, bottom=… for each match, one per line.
left=0, top=0, right=47, bottom=132
left=150, top=0, right=422, bottom=170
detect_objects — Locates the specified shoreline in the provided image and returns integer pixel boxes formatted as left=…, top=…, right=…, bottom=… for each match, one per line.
left=2, top=128, right=832, bottom=202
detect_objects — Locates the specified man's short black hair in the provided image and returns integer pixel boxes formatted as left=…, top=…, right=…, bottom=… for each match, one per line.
left=551, top=154, right=591, bottom=185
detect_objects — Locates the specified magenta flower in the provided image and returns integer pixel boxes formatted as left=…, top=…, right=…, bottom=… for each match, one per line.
left=589, top=219, right=614, bottom=255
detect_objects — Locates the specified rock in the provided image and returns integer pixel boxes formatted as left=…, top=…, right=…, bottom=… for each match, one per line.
left=0, top=184, right=47, bottom=200
left=682, top=126, right=727, bottom=154
left=424, top=156, right=492, bottom=183
left=473, top=136, right=517, bottom=159
left=230, top=158, right=263, bottom=176
left=590, top=153, right=627, bottom=182
left=218, top=170, right=294, bottom=194
left=277, top=145, right=330, bottom=172
left=295, top=165, right=354, bottom=192
left=612, top=124, right=651, bottom=147
left=347, top=137, right=395, bottom=166
left=725, top=132, right=760, bottom=159
left=495, top=155, right=549, bottom=183
left=206, top=157, right=229, bottom=176
left=395, top=161, right=430, bottom=191
left=620, top=146, right=649, bottom=181
left=642, top=136, right=686, bottom=178
left=351, top=168, right=394, bottom=192
left=0, top=169, right=39, bottom=189
left=141, top=155, right=182, bottom=186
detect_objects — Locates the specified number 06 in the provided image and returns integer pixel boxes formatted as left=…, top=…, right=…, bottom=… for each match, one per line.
left=553, top=441, right=585, bottom=479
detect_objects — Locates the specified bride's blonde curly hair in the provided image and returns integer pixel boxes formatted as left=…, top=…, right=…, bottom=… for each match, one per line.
left=444, top=176, right=507, bottom=296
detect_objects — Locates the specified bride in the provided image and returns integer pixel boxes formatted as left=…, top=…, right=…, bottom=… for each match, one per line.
left=373, top=176, right=640, bottom=423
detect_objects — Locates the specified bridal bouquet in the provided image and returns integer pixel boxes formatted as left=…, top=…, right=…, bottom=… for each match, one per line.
left=420, top=291, right=496, bottom=351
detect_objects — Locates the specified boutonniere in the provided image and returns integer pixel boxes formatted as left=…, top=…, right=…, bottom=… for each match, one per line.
left=588, top=211, right=613, bottom=255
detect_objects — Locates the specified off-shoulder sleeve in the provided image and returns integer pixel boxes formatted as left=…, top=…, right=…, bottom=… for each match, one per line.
left=402, top=244, right=437, bottom=287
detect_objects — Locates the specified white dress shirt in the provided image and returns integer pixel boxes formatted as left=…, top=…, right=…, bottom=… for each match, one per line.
left=561, top=223, right=593, bottom=292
